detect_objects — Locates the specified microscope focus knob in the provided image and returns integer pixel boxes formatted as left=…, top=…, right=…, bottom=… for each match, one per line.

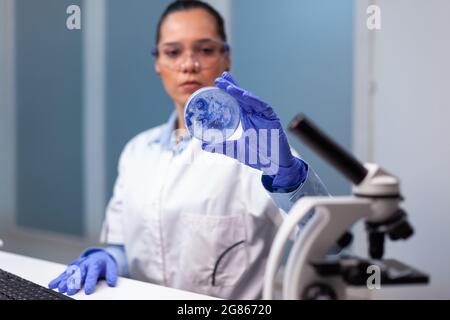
left=387, top=209, right=414, bottom=240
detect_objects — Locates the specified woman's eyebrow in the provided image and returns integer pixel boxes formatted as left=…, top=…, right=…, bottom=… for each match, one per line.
left=160, top=38, right=218, bottom=46
left=195, top=38, right=218, bottom=44
left=159, top=41, right=181, bottom=47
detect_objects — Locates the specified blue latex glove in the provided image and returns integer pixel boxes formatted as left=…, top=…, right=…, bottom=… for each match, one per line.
left=48, top=249, right=118, bottom=296
left=201, top=72, right=308, bottom=190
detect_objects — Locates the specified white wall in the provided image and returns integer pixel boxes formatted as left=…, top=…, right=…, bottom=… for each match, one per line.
left=0, top=0, right=16, bottom=230
left=354, top=0, right=450, bottom=298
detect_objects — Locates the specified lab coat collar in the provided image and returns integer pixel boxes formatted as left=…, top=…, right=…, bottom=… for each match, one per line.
left=150, top=110, right=192, bottom=152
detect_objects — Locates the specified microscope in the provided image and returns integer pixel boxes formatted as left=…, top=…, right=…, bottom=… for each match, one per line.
left=263, top=114, right=429, bottom=300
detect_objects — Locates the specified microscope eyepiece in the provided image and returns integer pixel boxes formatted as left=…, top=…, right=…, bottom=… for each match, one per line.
left=288, top=114, right=368, bottom=185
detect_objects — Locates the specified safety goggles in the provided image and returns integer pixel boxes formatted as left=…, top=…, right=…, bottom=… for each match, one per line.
left=152, top=39, right=230, bottom=72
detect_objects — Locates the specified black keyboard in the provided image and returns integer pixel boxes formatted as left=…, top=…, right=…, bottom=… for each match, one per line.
left=0, top=268, right=74, bottom=300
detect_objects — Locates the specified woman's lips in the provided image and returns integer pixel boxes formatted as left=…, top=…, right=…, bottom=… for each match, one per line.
left=180, top=81, right=202, bottom=91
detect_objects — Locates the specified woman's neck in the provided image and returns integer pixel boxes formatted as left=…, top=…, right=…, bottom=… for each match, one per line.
left=175, top=104, right=188, bottom=142
left=175, top=104, right=186, bottom=130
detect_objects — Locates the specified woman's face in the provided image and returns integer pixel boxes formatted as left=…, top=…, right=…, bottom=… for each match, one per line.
left=155, top=9, right=231, bottom=110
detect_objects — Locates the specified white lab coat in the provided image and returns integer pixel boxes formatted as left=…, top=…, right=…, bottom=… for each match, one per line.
left=100, top=113, right=326, bottom=299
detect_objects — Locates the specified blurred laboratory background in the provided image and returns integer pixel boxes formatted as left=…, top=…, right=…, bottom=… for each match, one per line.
left=0, top=0, right=449, bottom=298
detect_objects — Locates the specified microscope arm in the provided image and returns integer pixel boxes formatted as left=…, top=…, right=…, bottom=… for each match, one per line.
left=263, top=196, right=372, bottom=300
left=263, top=114, right=428, bottom=300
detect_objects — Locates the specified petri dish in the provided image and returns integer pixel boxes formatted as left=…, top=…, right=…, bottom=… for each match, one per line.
left=184, top=87, right=241, bottom=144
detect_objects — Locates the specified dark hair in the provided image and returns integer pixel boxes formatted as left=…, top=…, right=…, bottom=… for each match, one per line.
left=155, top=0, right=227, bottom=45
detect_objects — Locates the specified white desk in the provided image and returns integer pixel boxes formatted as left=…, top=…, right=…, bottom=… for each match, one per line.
left=1, top=250, right=431, bottom=300
left=0, top=250, right=217, bottom=300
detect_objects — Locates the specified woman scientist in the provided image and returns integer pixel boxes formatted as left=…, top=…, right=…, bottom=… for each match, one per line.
left=48, top=0, right=328, bottom=299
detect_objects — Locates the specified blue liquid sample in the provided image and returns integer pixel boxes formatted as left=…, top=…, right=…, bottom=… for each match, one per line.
left=184, top=87, right=241, bottom=144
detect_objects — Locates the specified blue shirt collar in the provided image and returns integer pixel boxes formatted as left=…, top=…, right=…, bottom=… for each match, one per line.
left=150, top=110, right=192, bottom=151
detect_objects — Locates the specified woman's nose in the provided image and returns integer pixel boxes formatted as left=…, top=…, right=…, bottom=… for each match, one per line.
left=180, top=54, right=200, bottom=73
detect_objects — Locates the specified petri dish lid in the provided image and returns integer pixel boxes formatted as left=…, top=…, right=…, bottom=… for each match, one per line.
left=184, top=87, right=241, bottom=144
